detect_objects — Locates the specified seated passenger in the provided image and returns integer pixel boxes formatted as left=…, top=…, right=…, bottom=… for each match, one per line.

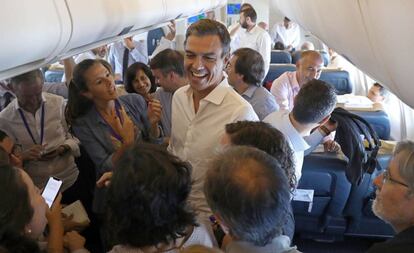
left=124, top=62, right=157, bottom=101
left=264, top=79, right=338, bottom=183
left=300, top=41, right=315, bottom=51
left=367, top=141, right=414, bottom=253
left=270, top=50, right=323, bottom=111
left=222, top=121, right=295, bottom=240
left=226, top=48, right=279, bottom=120
left=106, top=143, right=214, bottom=252
left=66, top=59, right=161, bottom=178
left=367, top=82, right=389, bottom=104
left=149, top=49, right=188, bottom=138
left=0, top=165, right=87, bottom=253
left=204, top=146, right=300, bottom=253
left=0, top=70, right=80, bottom=192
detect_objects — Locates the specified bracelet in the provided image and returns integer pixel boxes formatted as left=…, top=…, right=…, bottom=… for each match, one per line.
left=319, top=125, right=331, bottom=136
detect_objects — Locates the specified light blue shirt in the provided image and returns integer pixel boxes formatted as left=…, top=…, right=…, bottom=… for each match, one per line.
left=108, top=40, right=148, bottom=79
left=242, top=85, right=279, bottom=120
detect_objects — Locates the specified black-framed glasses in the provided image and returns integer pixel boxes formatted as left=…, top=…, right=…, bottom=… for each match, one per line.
left=382, top=169, right=409, bottom=188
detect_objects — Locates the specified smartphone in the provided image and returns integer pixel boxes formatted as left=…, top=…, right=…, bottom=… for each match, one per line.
left=42, top=177, right=62, bottom=208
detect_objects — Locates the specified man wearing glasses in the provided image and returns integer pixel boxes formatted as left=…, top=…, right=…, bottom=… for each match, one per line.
left=368, top=141, right=414, bottom=253
left=0, top=129, right=22, bottom=167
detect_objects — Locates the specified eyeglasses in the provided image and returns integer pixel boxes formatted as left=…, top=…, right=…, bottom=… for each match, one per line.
left=382, top=169, right=409, bottom=188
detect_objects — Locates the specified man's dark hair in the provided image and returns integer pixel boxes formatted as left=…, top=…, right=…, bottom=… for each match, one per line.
left=284, top=17, right=291, bottom=22
left=233, top=48, right=265, bottom=86
left=10, top=70, right=43, bottom=86
left=149, top=49, right=185, bottom=77
left=292, top=79, right=337, bottom=124
left=240, top=3, right=253, bottom=11
left=373, top=82, right=389, bottom=98
left=124, top=62, right=157, bottom=94
left=185, top=19, right=231, bottom=57
left=204, top=146, right=290, bottom=246
left=240, top=7, right=257, bottom=23
left=0, top=165, right=34, bottom=238
left=106, top=143, right=196, bottom=248
left=225, top=121, right=296, bottom=189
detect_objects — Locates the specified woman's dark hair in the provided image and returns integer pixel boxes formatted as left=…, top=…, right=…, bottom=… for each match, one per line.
left=106, top=143, right=196, bottom=248
left=0, top=165, right=39, bottom=252
left=225, top=121, right=296, bottom=189
left=65, top=59, right=114, bottom=126
left=0, top=231, right=40, bottom=253
left=124, top=62, right=157, bottom=95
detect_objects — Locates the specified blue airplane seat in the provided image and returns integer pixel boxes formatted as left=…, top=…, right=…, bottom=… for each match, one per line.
left=293, top=153, right=352, bottom=238
left=319, top=69, right=353, bottom=95
left=263, top=64, right=296, bottom=88
left=44, top=69, right=64, bottom=83
left=349, top=110, right=391, bottom=140
left=147, top=27, right=165, bottom=56
left=344, top=154, right=395, bottom=238
left=291, top=50, right=329, bottom=66
left=270, top=50, right=292, bottom=64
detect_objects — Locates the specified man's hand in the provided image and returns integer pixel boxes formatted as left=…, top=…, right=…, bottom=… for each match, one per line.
left=324, top=140, right=341, bottom=152
left=22, top=145, right=43, bottom=161
left=63, top=231, right=86, bottom=252
left=96, top=172, right=113, bottom=188
left=123, top=37, right=135, bottom=50
left=165, top=20, right=176, bottom=41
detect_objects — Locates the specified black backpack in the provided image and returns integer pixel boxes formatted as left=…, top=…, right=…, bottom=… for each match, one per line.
left=331, top=107, right=381, bottom=184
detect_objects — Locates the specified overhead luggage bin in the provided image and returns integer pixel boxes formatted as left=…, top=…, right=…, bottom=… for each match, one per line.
left=0, top=0, right=71, bottom=79
left=272, top=0, right=414, bottom=109
left=62, top=0, right=166, bottom=57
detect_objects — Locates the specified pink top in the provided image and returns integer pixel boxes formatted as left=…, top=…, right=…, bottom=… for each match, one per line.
left=270, top=71, right=300, bottom=111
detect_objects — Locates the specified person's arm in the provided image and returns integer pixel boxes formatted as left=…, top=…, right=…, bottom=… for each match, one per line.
left=59, top=100, right=80, bottom=157
left=63, top=57, right=76, bottom=85
left=46, top=194, right=64, bottom=253
left=128, top=39, right=149, bottom=64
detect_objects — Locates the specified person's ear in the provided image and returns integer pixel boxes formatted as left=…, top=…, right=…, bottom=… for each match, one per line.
left=318, top=115, right=331, bottom=126
left=223, top=53, right=230, bottom=69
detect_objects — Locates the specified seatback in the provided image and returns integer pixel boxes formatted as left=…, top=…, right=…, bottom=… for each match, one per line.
left=270, top=50, right=292, bottom=64
left=293, top=153, right=352, bottom=237
left=343, top=154, right=394, bottom=237
left=263, top=64, right=296, bottom=89
left=349, top=110, right=391, bottom=140
left=320, top=69, right=353, bottom=95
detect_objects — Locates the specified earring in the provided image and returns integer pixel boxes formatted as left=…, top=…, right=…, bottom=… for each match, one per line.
left=24, top=227, right=32, bottom=235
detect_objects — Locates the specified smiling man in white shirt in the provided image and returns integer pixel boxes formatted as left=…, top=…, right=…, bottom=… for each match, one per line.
left=168, top=19, right=258, bottom=216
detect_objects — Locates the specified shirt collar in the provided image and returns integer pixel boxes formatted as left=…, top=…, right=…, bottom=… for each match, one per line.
left=245, top=25, right=258, bottom=34
left=242, top=85, right=258, bottom=98
left=185, top=78, right=230, bottom=106
left=292, top=71, right=300, bottom=90
left=282, top=112, right=310, bottom=152
left=14, top=92, right=46, bottom=111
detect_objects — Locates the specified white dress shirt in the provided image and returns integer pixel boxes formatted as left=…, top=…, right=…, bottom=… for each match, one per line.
left=234, top=25, right=272, bottom=76
left=263, top=110, right=323, bottom=183
left=270, top=22, right=300, bottom=49
left=168, top=78, right=258, bottom=215
left=0, top=92, right=80, bottom=191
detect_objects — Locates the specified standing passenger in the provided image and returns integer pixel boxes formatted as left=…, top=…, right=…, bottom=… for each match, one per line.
left=168, top=19, right=258, bottom=217
left=226, top=48, right=278, bottom=120
left=66, top=59, right=162, bottom=211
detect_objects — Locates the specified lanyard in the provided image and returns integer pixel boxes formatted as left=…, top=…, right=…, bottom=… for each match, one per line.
left=18, top=102, right=45, bottom=145
left=97, top=100, right=124, bottom=143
